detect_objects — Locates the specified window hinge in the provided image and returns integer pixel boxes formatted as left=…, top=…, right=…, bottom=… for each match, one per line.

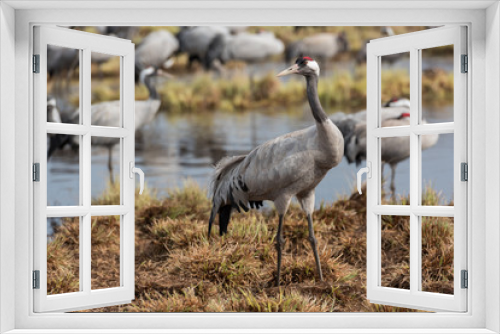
left=461, top=54, right=468, bottom=73
left=33, top=163, right=40, bottom=182
left=33, top=270, right=40, bottom=289
left=461, top=270, right=468, bottom=289
left=33, top=54, right=40, bottom=73
left=461, top=162, right=468, bottom=181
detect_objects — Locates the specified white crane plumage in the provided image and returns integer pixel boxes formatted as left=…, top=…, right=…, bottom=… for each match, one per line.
left=208, top=57, right=349, bottom=286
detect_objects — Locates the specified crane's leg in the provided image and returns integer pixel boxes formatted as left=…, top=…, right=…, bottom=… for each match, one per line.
left=307, top=214, right=323, bottom=281
left=298, top=191, right=323, bottom=282
left=274, top=195, right=291, bottom=287
left=108, top=146, right=114, bottom=185
left=390, top=163, right=397, bottom=200
left=275, top=214, right=285, bottom=287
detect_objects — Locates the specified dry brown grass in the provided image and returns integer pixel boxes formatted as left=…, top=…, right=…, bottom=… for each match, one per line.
left=47, top=180, right=454, bottom=312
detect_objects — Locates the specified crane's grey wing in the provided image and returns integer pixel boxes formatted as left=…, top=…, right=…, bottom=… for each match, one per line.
left=239, top=128, right=316, bottom=199
left=227, top=32, right=284, bottom=62
left=210, top=126, right=320, bottom=212
left=381, top=136, right=410, bottom=165
left=135, top=99, right=161, bottom=129
left=136, top=30, right=179, bottom=68
left=302, top=33, right=337, bottom=58
left=90, top=101, right=121, bottom=126
left=181, top=26, right=229, bottom=56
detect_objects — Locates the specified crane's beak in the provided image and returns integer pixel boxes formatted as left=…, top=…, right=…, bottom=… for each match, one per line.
left=276, top=64, right=299, bottom=77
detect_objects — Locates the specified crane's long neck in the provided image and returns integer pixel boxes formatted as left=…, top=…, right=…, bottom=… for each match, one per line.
left=144, top=75, right=158, bottom=100
left=305, top=73, right=345, bottom=169
left=305, top=75, right=328, bottom=124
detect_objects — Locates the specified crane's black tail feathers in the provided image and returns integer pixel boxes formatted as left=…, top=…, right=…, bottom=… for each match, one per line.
left=207, top=204, right=234, bottom=238
left=219, top=205, right=233, bottom=236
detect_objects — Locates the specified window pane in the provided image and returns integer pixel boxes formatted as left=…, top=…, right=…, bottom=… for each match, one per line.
left=47, top=134, right=80, bottom=206
left=380, top=52, right=410, bottom=128
left=381, top=215, right=410, bottom=290
left=91, top=52, right=121, bottom=128
left=47, top=217, right=80, bottom=295
left=380, top=136, right=410, bottom=205
left=47, top=45, right=80, bottom=124
left=421, top=45, right=454, bottom=124
left=421, top=133, right=453, bottom=206
left=91, top=215, right=121, bottom=290
left=91, top=137, right=120, bottom=205
left=421, top=216, right=454, bottom=295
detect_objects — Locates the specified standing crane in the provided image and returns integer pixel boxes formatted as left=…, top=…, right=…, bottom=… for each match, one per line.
left=335, top=98, right=439, bottom=196
left=48, top=67, right=166, bottom=183
left=208, top=57, right=348, bottom=286
left=176, top=26, right=230, bottom=70
left=135, top=29, right=179, bottom=82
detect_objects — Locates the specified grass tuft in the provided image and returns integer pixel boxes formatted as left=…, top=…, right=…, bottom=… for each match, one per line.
left=47, top=180, right=454, bottom=312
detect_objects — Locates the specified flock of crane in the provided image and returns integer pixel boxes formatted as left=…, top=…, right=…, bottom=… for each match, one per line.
left=46, top=26, right=363, bottom=172
left=48, top=26, right=359, bottom=83
left=46, top=26, right=440, bottom=286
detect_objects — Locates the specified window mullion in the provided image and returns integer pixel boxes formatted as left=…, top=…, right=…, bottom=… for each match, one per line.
left=81, top=47, right=92, bottom=294
left=409, top=47, right=420, bottom=295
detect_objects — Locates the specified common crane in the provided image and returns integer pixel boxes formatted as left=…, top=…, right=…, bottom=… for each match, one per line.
left=48, top=67, right=166, bottom=183
left=208, top=57, right=348, bottom=286
left=135, top=29, right=179, bottom=82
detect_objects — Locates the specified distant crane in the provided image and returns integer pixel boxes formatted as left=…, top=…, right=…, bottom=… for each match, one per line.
left=208, top=57, right=349, bottom=286
left=48, top=67, right=166, bottom=183
left=178, top=29, right=284, bottom=71
left=135, top=29, right=179, bottom=82
left=334, top=98, right=439, bottom=196
left=285, top=32, right=349, bottom=64
left=219, top=31, right=285, bottom=63
left=176, top=26, right=230, bottom=70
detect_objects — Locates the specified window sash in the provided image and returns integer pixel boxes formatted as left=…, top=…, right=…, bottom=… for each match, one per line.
left=366, top=25, right=467, bottom=312
left=33, top=25, right=136, bottom=313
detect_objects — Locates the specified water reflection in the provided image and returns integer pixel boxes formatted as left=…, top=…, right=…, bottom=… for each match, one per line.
left=48, top=104, right=454, bottom=207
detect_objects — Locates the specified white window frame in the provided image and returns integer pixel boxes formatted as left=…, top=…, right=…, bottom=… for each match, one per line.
left=0, top=1, right=498, bottom=333
left=33, top=25, right=136, bottom=313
